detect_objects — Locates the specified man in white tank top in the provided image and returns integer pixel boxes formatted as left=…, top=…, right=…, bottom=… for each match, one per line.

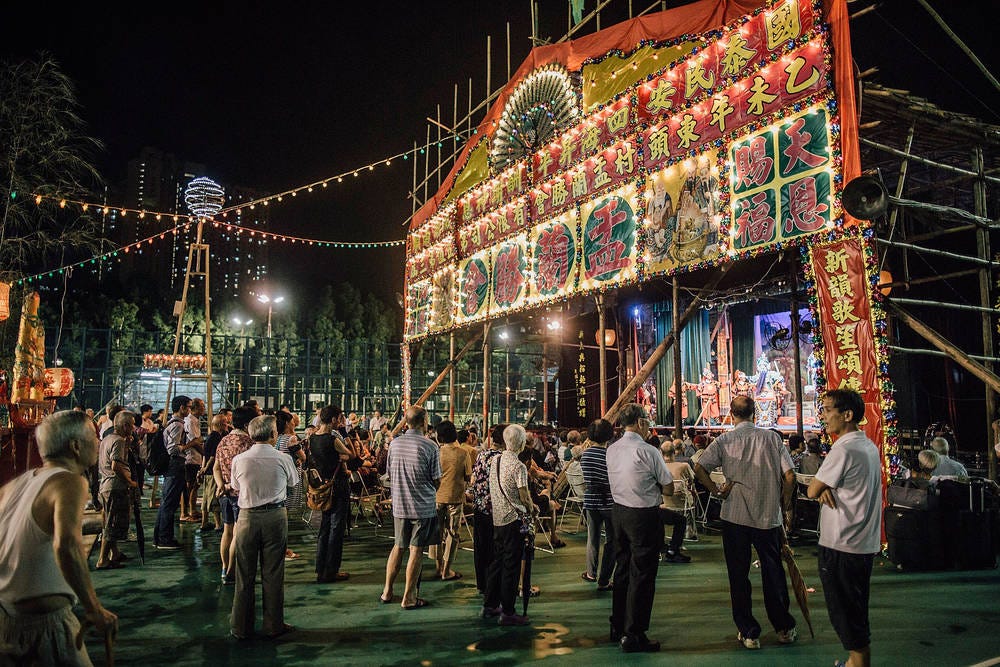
left=0, top=410, right=118, bottom=666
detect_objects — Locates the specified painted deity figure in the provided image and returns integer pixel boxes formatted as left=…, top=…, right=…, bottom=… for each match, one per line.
left=646, top=180, right=677, bottom=263
left=732, top=369, right=755, bottom=398
left=667, top=381, right=690, bottom=420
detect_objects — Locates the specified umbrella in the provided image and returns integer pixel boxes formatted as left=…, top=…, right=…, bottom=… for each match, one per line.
left=520, top=520, right=536, bottom=617
left=130, top=486, right=145, bottom=566
left=780, top=530, right=814, bottom=638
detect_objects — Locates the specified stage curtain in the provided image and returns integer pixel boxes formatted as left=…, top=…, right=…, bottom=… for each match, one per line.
left=653, top=301, right=709, bottom=426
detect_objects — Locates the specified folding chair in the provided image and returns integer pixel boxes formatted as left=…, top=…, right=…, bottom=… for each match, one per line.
left=558, top=467, right=587, bottom=533
left=351, top=472, right=385, bottom=530
left=792, top=472, right=821, bottom=537
left=673, top=480, right=700, bottom=541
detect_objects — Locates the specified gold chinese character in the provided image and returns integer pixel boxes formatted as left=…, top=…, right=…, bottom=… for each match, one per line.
left=551, top=179, right=569, bottom=208
left=676, top=114, right=701, bottom=149
left=534, top=189, right=550, bottom=216
left=685, top=60, right=716, bottom=99
left=721, top=33, right=757, bottom=77
left=766, top=0, right=802, bottom=50
left=645, top=78, right=677, bottom=114
left=615, top=143, right=636, bottom=175
left=607, top=105, right=630, bottom=135
left=572, top=169, right=589, bottom=198
left=559, top=137, right=577, bottom=170
left=785, top=55, right=820, bottom=95
left=831, top=300, right=860, bottom=324
left=835, top=323, right=858, bottom=350
left=581, top=125, right=602, bottom=155
left=837, top=376, right=863, bottom=392
left=747, top=76, right=778, bottom=116
left=710, top=95, right=736, bottom=132
left=506, top=168, right=523, bottom=195
left=511, top=204, right=526, bottom=229
left=836, top=350, right=863, bottom=376
left=646, top=126, right=671, bottom=162
left=828, top=274, right=855, bottom=300
left=537, top=151, right=554, bottom=175
left=592, top=155, right=612, bottom=188
left=824, top=248, right=849, bottom=274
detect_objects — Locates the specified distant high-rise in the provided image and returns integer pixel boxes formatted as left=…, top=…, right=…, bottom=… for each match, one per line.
left=118, top=147, right=268, bottom=301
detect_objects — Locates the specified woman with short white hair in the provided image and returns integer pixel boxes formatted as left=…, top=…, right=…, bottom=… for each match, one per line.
left=482, top=424, right=537, bottom=626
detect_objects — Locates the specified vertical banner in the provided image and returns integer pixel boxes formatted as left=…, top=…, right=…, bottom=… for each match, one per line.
left=811, top=235, right=886, bottom=455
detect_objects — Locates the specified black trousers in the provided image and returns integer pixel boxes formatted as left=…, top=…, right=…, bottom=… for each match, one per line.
left=818, top=545, right=874, bottom=651
left=721, top=521, right=796, bottom=638
left=483, top=521, right=523, bottom=615
left=473, top=510, right=495, bottom=594
left=659, top=507, right=686, bottom=552
left=315, top=490, right=349, bottom=581
left=611, top=504, right=664, bottom=639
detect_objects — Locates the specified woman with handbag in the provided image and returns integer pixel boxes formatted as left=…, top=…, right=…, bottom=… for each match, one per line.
left=309, top=406, right=356, bottom=583
left=483, top=424, right=538, bottom=627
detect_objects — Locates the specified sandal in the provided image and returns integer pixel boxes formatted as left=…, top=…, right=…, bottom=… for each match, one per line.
left=441, top=572, right=463, bottom=581
left=402, top=598, right=430, bottom=610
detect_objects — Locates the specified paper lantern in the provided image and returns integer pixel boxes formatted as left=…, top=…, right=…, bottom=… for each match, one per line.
left=596, top=328, right=616, bottom=347
left=878, top=270, right=893, bottom=296
left=43, top=368, right=75, bottom=398
left=0, top=282, right=9, bottom=321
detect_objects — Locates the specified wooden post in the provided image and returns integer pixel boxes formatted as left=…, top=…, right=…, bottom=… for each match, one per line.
left=672, top=277, right=683, bottom=438
left=542, top=340, right=549, bottom=425
left=791, top=265, right=803, bottom=437
left=449, top=332, right=456, bottom=421
left=972, top=147, right=997, bottom=480
left=482, top=323, right=491, bottom=432
left=392, top=331, right=483, bottom=436
left=597, top=294, right=607, bottom=415
left=886, top=301, right=1000, bottom=395
left=605, top=267, right=729, bottom=423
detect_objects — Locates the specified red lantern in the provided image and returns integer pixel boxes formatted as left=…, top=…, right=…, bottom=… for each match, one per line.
left=43, top=368, right=75, bottom=398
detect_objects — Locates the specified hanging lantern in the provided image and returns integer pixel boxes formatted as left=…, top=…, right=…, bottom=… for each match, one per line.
left=596, top=328, right=617, bottom=347
left=0, top=282, right=9, bottom=320
left=878, top=270, right=893, bottom=296
left=43, top=368, right=75, bottom=398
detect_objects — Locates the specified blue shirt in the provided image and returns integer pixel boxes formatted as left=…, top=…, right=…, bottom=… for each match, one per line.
left=388, top=429, right=441, bottom=519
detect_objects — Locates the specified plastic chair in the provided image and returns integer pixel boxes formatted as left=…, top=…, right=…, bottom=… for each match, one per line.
left=559, top=466, right=587, bottom=533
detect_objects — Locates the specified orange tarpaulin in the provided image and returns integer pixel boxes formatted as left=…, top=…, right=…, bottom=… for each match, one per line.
left=411, top=0, right=858, bottom=230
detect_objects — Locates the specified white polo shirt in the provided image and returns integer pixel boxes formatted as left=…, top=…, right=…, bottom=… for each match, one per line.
left=815, top=430, right=883, bottom=554
left=231, top=443, right=299, bottom=509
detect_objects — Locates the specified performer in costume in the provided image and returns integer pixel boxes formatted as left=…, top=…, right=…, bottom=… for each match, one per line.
left=696, top=365, right=720, bottom=426
left=732, top=370, right=755, bottom=398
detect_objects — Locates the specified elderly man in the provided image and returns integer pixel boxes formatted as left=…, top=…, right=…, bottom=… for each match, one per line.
left=808, top=389, right=882, bottom=667
left=380, top=406, right=441, bottom=609
left=607, top=404, right=673, bottom=653
left=0, top=410, right=117, bottom=665
left=229, top=415, right=298, bottom=640
left=928, top=437, right=968, bottom=477
left=153, top=395, right=195, bottom=551
left=694, top=395, right=797, bottom=650
left=96, top=410, right=138, bottom=570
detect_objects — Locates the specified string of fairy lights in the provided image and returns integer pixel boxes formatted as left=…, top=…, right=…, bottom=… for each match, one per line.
left=16, top=136, right=457, bottom=285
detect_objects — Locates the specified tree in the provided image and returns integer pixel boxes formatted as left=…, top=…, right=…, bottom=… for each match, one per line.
left=0, top=55, right=104, bottom=283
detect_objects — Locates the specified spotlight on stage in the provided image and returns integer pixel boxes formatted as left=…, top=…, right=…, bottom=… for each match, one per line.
left=842, top=175, right=888, bottom=220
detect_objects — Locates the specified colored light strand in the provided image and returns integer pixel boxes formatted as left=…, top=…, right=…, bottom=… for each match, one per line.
left=207, top=219, right=404, bottom=249
left=216, top=134, right=462, bottom=215
left=27, top=193, right=200, bottom=226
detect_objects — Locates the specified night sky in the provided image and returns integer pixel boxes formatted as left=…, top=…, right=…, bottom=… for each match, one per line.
left=2, top=1, right=996, bottom=312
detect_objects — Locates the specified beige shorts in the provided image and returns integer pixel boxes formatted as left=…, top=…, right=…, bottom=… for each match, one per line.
left=0, top=603, right=92, bottom=667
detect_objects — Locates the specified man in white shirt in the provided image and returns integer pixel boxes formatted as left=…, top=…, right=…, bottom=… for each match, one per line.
left=606, top=404, right=673, bottom=653
left=808, top=389, right=882, bottom=667
left=229, top=415, right=298, bottom=640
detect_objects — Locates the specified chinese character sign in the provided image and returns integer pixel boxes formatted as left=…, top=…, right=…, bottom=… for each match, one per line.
left=531, top=214, right=578, bottom=299
left=579, top=185, right=638, bottom=289
left=457, top=255, right=490, bottom=323
left=491, top=239, right=529, bottom=311
left=730, top=106, right=832, bottom=251
left=810, top=236, right=884, bottom=452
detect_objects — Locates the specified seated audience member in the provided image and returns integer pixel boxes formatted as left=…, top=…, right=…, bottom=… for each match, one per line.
left=517, top=448, right=565, bottom=549
left=928, top=437, right=967, bottom=477
left=798, top=439, right=824, bottom=475
left=658, top=444, right=693, bottom=562
left=910, top=450, right=940, bottom=480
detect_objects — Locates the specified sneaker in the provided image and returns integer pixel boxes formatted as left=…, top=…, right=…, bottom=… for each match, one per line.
left=480, top=605, right=502, bottom=619
left=777, top=628, right=798, bottom=644
left=498, top=613, right=530, bottom=626
left=155, top=541, right=181, bottom=551
left=738, top=632, right=761, bottom=649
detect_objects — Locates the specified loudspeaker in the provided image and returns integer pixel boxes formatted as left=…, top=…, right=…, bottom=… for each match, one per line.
left=842, top=176, right=888, bottom=220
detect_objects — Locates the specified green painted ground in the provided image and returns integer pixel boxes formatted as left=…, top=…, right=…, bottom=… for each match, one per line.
left=85, top=505, right=1000, bottom=666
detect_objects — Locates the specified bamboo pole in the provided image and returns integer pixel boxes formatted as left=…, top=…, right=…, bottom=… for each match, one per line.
left=597, top=294, right=607, bottom=414
left=972, top=146, right=997, bottom=481
left=672, top=277, right=682, bottom=438
left=791, top=268, right=803, bottom=437
left=886, top=301, right=1000, bottom=395
left=391, top=330, right=484, bottom=436
left=605, top=267, right=729, bottom=423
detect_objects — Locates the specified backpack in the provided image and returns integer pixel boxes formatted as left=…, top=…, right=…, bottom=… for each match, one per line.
left=146, top=417, right=183, bottom=475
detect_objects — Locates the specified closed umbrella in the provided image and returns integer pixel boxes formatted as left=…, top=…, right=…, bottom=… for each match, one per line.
left=130, top=486, right=145, bottom=566
left=780, top=530, right=814, bottom=638
left=520, top=520, right=536, bottom=617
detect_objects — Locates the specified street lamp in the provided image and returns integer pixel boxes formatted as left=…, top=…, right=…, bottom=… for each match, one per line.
left=256, top=294, right=285, bottom=338
left=232, top=316, right=253, bottom=336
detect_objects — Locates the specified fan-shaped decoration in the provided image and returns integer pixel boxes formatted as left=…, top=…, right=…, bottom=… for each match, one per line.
left=490, top=65, right=580, bottom=174
left=769, top=327, right=791, bottom=351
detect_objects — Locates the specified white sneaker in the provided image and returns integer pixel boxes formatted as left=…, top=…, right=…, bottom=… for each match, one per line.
left=777, top=628, right=798, bottom=644
left=738, top=633, right=761, bottom=649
